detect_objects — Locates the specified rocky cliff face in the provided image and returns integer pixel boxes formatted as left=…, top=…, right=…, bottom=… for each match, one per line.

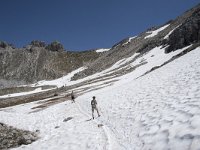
left=166, top=5, right=200, bottom=52
left=0, top=42, right=101, bottom=88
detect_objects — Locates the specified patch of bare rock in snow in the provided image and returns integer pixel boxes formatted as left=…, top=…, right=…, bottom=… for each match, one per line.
left=0, top=123, right=38, bottom=149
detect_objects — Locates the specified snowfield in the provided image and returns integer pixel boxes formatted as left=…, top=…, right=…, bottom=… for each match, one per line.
left=0, top=46, right=200, bottom=150
left=29, top=45, right=192, bottom=90
left=31, top=67, right=87, bottom=88
left=96, top=48, right=110, bottom=53
left=145, top=24, right=170, bottom=39
left=0, top=88, right=54, bottom=99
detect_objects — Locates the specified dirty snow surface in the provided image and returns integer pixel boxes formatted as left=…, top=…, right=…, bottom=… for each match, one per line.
left=1, top=47, right=200, bottom=150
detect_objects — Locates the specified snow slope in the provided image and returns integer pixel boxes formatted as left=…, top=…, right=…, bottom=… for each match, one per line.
left=0, top=45, right=191, bottom=98
left=121, top=36, right=137, bottom=46
left=164, top=24, right=182, bottom=39
left=77, top=46, right=200, bottom=149
left=0, top=88, right=54, bottom=99
left=0, top=47, right=200, bottom=149
left=31, top=67, right=87, bottom=88
left=145, top=24, right=170, bottom=39
left=96, top=48, right=110, bottom=53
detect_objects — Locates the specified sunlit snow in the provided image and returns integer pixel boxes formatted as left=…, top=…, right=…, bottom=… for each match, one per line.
left=145, top=24, right=170, bottom=39
left=96, top=48, right=110, bottom=53
left=0, top=46, right=199, bottom=150
left=164, top=24, right=182, bottom=39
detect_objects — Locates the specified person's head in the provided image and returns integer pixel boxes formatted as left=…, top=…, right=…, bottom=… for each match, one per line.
left=92, top=96, right=95, bottom=99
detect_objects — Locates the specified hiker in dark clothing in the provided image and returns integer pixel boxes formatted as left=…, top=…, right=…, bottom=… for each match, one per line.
left=71, top=91, right=75, bottom=103
left=91, top=96, right=100, bottom=119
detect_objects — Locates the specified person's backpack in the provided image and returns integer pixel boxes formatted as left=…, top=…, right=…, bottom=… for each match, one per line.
left=91, top=100, right=96, bottom=107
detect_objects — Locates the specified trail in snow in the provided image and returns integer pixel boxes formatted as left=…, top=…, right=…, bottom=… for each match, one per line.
left=0, top=100, right=110, bottom=150
left=76, top=47, right=200, bottom=149
left=75, top=101, right=125, bottom=150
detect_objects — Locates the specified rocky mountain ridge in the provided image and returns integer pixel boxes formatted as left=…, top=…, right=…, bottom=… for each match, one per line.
left=0, top=41, right=102, bottom=89
left=0, top=3, right=200, bottom=89
left=72, top=3, right=200, bottom=80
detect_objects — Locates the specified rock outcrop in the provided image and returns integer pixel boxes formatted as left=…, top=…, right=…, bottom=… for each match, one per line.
left=166, top=5, right=200, bottom=52
left=0, top=123, right=38, bottom=149
left=0, top=42, right=101, bottom=88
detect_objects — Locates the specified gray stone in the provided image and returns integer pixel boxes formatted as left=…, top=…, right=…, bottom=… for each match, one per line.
left=166, top=5, right=200, bottom=53
left=0, top=123, right=38, bottom=149
left=63, top=117, right=73, bottom=122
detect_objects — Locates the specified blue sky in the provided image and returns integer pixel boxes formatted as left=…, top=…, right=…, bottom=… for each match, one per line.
left=0, top=0, right=199, bottom=51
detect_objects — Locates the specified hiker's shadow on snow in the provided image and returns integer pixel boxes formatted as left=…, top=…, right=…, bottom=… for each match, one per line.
left=85, top=118, right=93, bottom=122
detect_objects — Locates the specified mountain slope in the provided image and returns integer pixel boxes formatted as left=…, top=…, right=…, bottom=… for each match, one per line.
left=72, top=3, right=200, bottom=80
left=0, top=46, right=200, bottom=150
left=0, top=4, right=200, bottom=90
left=0, top=47, right=101, bottom=89
left=0, top=4, right=199, bottom=106
left=0, top=4, right=200, bottom=150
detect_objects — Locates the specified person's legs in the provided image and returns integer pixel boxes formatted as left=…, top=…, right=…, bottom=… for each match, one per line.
left=92, top=108, right=94, bottom=119
left=95, top=107, right=100, bottom=117
left=71, top=96, right=75, bottom=103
